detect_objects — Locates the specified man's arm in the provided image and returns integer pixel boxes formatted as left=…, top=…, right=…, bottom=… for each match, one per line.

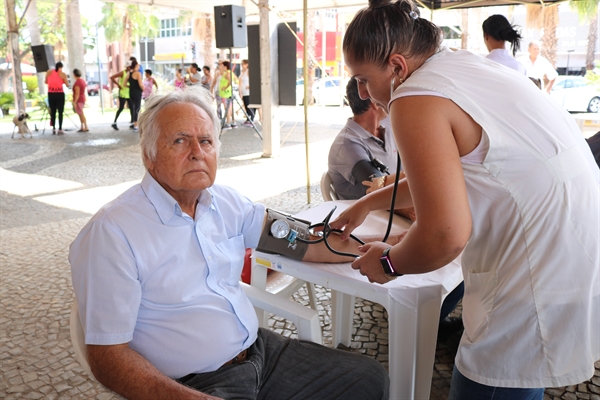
left=87, top=343, right=221, bottom=400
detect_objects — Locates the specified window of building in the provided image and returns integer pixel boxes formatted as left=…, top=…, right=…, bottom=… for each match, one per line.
left=160, top=18, right=192, bottom=38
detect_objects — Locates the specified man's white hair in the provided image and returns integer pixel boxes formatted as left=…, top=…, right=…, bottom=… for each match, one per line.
left=138, top=86, right=221, bottom=168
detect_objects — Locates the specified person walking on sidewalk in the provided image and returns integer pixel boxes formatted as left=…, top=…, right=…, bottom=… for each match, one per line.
left=142, top=69, right=158, bottom=101
left=239, top=60, right=255, bottom=127
left=128, top=60, right=144, bottom=132
left=45, top=61, right=68, bottom=135
left=72, top=68, right=88, bottom=132
left=110, top=66, right=132, bottom=130
left=219, top=61, right=237, bottom=130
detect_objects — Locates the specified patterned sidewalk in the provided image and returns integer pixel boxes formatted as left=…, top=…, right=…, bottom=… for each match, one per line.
left=1, top=112, right=598, bottom=399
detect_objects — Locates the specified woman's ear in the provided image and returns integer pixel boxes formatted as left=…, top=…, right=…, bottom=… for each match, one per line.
left=388, top=53, right=409, bottom=81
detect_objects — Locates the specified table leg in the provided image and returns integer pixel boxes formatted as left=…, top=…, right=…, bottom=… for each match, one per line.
left=331, top=291, right=354, bottom=347
left=251, top=258, right=269, bottom=328
left=388, top=289, right=443, bottom=400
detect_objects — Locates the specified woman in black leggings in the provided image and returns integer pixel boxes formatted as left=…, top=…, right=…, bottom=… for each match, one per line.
left=128, top=60, right=144, bottom=131
left=45, top=62, right=68, bottom=135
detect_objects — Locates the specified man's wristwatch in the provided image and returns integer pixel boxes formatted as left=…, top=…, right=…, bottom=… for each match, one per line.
left=380, top=247, right=402, bottom=281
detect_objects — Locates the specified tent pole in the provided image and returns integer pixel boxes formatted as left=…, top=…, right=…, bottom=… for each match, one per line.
left=303, top=0, right=311, bottom=204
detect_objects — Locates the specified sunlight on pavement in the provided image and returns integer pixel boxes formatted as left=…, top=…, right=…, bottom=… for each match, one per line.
left=33, top=181, right=140, bottom=214
left=0, top=167, right=84, bottom=196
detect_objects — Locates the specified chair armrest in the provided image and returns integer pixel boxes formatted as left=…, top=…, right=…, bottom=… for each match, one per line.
left=241, top=282, right=323, bottom=344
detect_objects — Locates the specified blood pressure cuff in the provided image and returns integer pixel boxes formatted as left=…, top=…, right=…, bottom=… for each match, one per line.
left=256, top=209, right=311, bottom=260
left=351, top=159, right=386, bottom=185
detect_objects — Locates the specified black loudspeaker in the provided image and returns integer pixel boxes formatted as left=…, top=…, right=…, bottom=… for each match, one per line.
left=214, top=5, right=247, bottom=49
left=277, top=23, right=297, bottom=106
left=31, top=45, right=55, bottom=72
left=248, top=23, right=297, bottom=106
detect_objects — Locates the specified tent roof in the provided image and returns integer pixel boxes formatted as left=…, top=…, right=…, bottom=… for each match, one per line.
left=103, top=0, right=568, bottom=14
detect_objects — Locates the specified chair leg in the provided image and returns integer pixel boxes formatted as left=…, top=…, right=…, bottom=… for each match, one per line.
left=306, top=282, right=317, bottom=310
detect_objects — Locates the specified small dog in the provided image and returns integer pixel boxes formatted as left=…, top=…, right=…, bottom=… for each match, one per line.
left=12, top=112, right=32, bottom=139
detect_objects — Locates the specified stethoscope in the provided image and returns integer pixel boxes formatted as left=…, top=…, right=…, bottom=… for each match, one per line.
left=271, top=154, right=402, bottom=259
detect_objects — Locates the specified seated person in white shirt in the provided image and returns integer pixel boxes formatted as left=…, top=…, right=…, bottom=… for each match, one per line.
left=69, top=86, right=391, bottom=400
left=328, top=78, right=463, bottom=340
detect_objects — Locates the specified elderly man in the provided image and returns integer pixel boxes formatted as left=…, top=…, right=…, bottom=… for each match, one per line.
left=518, top=41, right=558, bottom=93
left=70, top=86, right=389, bottom=400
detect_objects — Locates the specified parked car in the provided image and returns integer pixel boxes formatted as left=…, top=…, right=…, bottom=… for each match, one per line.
left=296, top=77, right=348, bottom=106
left=549, top=76, right=600, bottom=113
left=87, top=81, right=110, bottom=96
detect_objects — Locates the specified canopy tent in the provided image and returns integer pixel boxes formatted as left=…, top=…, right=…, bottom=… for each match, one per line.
left=105, top=0, right=568, bottom=13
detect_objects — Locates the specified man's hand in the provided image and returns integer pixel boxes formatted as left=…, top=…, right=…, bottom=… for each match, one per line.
left=363, top=177, right=385, bottom=194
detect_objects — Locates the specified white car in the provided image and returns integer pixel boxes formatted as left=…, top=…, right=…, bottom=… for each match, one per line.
left=297, top=77, right=348, bottom=106
left=550, top=76, right=600, bottom=113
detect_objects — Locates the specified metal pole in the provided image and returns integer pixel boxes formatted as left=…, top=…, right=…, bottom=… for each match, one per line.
left=96, top=21, right=104, bottom=114
left=303, top=0, right=311, bottom=204
left=566, top=49, right=573, bottom=76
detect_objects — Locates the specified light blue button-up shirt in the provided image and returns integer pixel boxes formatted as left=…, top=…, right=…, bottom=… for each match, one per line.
left=70, top=172, right=265, bottom=378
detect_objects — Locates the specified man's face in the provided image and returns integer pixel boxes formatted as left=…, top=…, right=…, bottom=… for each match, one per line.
left=529, top=43, right=540, bottom=57
left=146, top=102, right=218, bottom=202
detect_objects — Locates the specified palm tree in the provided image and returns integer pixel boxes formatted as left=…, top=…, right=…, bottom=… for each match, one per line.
left=570, top=0, right=599, bottom=70
left=526, top=4, right=559, bottom=67
left=65, top=0, right=86, bottom=79
left=99, top=2, right=159, bottom=62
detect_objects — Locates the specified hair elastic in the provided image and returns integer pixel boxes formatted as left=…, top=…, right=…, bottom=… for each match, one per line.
left=409, top=11, right=418, bottom=19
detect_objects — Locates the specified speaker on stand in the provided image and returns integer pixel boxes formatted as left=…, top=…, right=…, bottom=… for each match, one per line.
left=214, top=6, right=261, bottom=138
left=31, top=45, right=55, bottom=72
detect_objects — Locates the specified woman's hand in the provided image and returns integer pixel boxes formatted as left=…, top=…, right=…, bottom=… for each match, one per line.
left=352, top=241, right=392, bottom=284
left=329, top=200, right=371, bottom=240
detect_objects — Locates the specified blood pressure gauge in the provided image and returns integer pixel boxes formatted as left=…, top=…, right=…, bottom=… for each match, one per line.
left=270, top=219, right=291, bottom=239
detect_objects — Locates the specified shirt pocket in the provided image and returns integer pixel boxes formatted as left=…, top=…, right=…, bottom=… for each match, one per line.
left=214, top=234, right=246, bottom=285
left=463, top=269, right=498, bottom=343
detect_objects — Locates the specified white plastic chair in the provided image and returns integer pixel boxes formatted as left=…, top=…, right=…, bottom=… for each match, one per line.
left=320, top=171, right=338, bottom=201
left=70, top=285, right=323, bottom=380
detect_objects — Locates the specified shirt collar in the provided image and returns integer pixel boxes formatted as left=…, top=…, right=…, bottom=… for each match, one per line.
left=140, top=171, right=214, bottom=224
left=346, top=118, right=385, bottom=145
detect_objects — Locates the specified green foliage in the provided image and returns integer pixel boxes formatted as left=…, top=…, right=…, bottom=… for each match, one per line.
left=22, top=76, right=38, bottom=92
left=0, top=92, right=15, bottom=114
left=570, top=0, right=600, bottom=22
left=585, top=63, right=600, bottom=90
left=99, top=3, right=160, bottom=45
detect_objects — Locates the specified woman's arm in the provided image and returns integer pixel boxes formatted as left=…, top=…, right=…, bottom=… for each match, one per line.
left=135, top=72, right=144, bottom=89
left=152, top=78, right=158, bottom=89
left=73, top=85, right=80, bottom=104
left=110, top=72, right=123, bottom=89
left=60, top=72, right=69, bottom=87
left=45, top=70, right=51, bottom=84
left=347, top=96, right=474, bottom=282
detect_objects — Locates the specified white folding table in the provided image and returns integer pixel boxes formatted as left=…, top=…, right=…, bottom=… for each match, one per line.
left=251, top=201, right=463, bottom=400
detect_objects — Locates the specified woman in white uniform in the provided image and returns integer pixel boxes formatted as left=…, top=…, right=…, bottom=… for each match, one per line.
left=482, top=14, right=526, bottom=74
left=331, top=1, right=600, bottom=399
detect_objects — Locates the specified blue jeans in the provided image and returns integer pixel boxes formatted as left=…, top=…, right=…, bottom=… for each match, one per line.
left=449, top=366, right=544, bottom=400
left=178, top=328, right=389, bottom=400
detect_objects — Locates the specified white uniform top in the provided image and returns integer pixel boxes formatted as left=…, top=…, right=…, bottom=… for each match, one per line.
left=391, top=49, right=600, bottom=388
left=486, top=48, right=526, bottom=75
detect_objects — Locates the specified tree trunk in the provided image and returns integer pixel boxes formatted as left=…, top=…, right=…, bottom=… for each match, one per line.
left=24, top=0, right=46, bottom=95
left=204, top=14, right=214, bottom=68
left=541, top=5, right=559, bottom=68
left=65, top=0, right=86, bottom=80
left=586, top=13, right=598, bottom=70
left=461, top=9, right=469, bottom=50
left=5, top=0, right=26, bottom=114
left=0, top=69, right=12, bottom=93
